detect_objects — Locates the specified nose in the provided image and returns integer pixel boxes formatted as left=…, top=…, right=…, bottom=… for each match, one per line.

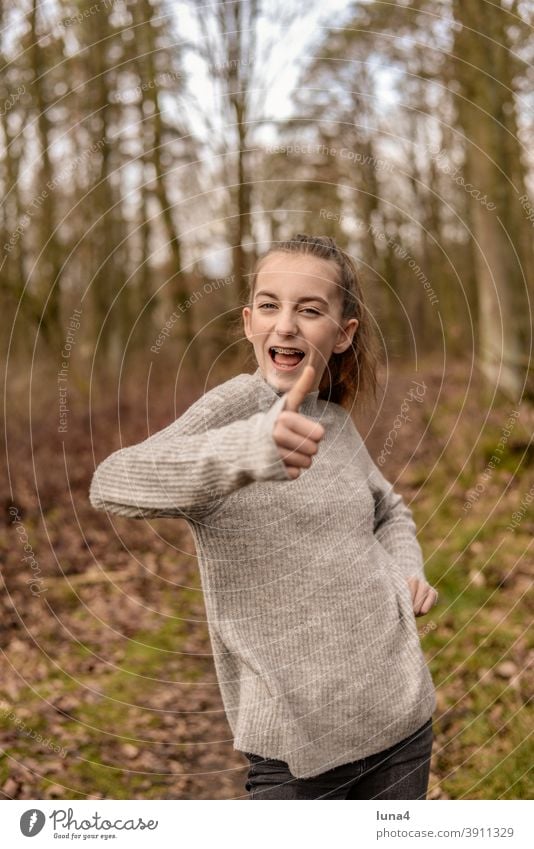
left=274, top=304, right=299, bottom=335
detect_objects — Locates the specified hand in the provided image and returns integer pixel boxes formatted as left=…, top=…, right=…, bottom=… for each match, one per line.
left=406, top=576, right=439, bottom=617
left=272, top=364, right=326, bottom=480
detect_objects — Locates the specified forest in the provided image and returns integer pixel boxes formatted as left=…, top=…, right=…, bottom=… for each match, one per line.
left=1, top=0, right=533, bottom=800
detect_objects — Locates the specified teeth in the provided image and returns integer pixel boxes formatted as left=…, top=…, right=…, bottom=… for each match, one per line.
left=271, top=346, right=304, bottom=354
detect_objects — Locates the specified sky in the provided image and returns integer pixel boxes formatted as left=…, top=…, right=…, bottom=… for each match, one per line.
left=173, top=0, right=355, bottom=141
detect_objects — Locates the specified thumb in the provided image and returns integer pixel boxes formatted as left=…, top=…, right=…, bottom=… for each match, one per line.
left=284, top=364, right=317, bottom=413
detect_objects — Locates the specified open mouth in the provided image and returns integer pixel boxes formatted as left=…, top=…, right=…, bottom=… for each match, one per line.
left=268, top=346, right=305, bottom=369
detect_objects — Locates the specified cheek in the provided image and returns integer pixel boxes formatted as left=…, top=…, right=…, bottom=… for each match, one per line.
left=312, top=324, right=337, bottom=351
left=248, top=312, right=270, bottom=337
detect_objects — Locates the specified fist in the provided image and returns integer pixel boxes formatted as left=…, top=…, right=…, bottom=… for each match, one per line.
left=272, top=364, right=325, bottom=479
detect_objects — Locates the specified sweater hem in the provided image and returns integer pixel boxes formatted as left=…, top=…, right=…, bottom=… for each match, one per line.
left=233, top=691, right=436, bottom=780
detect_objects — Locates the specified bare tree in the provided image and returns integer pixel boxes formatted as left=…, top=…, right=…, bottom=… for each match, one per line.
left=181, top=0, right=304, bottom=303
left=452, top=0, right=533, bottom=399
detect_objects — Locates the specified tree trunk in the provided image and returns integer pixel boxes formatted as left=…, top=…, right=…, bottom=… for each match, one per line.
left=452, top=0, right=528, bottom=400
left=29, top=0, right=63, bottom=351
left=137, top=0, right=193, bottom=349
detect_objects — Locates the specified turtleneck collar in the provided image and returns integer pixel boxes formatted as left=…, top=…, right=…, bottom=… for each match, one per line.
left=251, top=366, right=321, bottom=416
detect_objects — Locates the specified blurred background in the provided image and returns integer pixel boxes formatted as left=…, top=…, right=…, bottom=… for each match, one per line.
left=1, top=0, right=533, bottom=800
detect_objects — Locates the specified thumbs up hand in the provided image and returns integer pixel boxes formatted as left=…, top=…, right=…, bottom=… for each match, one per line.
left=272, top=364, right=326, bottom=479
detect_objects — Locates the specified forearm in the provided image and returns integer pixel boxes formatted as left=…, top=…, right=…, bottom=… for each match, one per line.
left=373, top=485, right=426, bottom=582
left=353, top=424, right=426, bottom=581
left=89, top=393, right=289, bottom=521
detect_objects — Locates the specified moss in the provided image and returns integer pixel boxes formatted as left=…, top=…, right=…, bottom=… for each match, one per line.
left=64, top=746, right=169, bottom=800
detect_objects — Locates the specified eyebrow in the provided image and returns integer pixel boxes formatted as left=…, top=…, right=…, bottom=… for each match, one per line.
left=254, top=290, right=330, bottom=308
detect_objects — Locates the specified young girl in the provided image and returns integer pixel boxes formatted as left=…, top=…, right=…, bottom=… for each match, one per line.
left=89, top=234, right=439, bottom=800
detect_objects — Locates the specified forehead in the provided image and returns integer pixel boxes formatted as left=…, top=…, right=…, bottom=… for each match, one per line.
left=255, top=252, right=341, bottom=305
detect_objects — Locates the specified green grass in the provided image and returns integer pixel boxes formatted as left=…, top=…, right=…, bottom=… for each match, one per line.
left=415, top=476, right=532, bottom=794
left=1, top=589, right=204, bottom=799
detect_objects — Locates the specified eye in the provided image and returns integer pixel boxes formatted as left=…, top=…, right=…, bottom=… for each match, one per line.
left=258, top=303, right=321, bottom=315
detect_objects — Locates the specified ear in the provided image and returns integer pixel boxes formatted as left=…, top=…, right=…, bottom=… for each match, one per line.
left=333, top=318, right=358, bottom=354
left=242, top=305, right=252, bottom=343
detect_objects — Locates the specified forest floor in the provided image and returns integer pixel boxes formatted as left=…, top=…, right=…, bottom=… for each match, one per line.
left=1, top=356, right=533, bottom=800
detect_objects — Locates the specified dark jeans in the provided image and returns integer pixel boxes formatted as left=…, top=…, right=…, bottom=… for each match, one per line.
left=244, top=717, right=433, bottom=799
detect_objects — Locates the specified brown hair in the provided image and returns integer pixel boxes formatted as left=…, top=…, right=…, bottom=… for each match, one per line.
left=242, top=234, right=380, bottom=410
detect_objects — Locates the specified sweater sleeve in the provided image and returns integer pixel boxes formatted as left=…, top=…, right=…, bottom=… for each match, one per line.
left=368, top=463, right=426, bottom=582
left=89, top=391, right=290, bottom=522
left=355, top=429, right=426, bottom=582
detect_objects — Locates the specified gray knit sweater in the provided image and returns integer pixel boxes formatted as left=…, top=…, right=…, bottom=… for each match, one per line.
left=89, top=366, right=436, bottom=779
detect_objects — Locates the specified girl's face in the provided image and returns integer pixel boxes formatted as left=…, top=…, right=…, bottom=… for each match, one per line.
left=242, top=251, right=358, bottom=394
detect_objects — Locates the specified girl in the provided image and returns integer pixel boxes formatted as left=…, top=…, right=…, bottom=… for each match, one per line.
left=89, top=234, right=439, bottom=800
